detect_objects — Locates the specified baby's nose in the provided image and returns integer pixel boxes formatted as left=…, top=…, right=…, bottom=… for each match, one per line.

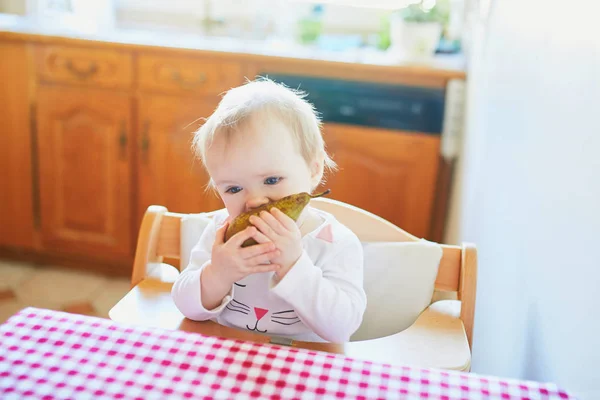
left=245, top=196, right=270, bottom=211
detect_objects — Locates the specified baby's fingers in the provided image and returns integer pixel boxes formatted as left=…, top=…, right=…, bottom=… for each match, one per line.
left=245, top=250, right=280, bottom=266
left=214, top=222, right=229, bottom=245
left=240, top=242, right=275, bottom=259
left=250, top=230, right=271, bottom=245
left=270, top=208, right=297, bottom=231
left=229, top=226, right=258, bottom=248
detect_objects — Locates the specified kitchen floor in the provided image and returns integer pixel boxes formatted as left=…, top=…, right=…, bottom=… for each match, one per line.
left=0, top=259, right=130, bottom=324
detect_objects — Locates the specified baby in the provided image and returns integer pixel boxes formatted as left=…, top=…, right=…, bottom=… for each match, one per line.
left=171, top=79, right=366, bottom=343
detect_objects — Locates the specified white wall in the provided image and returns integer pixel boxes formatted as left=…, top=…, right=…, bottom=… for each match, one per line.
left=451, top=0, right=600, bottom=398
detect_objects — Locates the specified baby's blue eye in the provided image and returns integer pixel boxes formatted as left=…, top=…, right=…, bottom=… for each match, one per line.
left=226, top=186, right=242, bottom=194
left=264, top=177, right=281, bottom=185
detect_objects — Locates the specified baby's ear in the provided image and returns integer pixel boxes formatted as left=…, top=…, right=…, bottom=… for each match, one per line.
left=310, top=153, right=325, bottom=188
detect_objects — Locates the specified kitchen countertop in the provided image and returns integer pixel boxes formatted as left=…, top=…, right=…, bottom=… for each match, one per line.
left=0, top=13, right=466, bottom=79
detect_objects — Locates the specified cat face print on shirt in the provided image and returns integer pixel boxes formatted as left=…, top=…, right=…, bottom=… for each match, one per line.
left=225, top=282, right=301, bottom=333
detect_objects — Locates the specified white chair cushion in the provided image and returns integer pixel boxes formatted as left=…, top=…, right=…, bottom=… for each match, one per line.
left=180, top=214, right=212, bottom=270
left=351, top=240, right=443, bottom=341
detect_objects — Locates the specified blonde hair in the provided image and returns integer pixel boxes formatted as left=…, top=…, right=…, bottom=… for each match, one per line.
left=192, top=78, right=336, bottom=185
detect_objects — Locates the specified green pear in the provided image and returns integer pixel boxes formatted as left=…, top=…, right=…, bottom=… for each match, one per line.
left=225, top=189, right=331, bottom=247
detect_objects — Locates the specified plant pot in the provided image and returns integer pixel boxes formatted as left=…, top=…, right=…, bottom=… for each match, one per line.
left=389, top=15, right=442, bottom=61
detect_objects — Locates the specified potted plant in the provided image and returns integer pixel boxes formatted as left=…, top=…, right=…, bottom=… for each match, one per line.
left=389, top=0, right=450, bottom=61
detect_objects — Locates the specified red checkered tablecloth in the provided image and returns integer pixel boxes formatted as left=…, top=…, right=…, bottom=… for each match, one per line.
left=0, top=308, right=574, bottom=399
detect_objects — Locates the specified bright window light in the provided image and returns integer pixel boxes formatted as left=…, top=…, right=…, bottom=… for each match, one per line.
left=300, top=0, right=421, bottom=9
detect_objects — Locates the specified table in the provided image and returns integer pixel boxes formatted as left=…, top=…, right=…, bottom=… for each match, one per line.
left=1, top=308, right=574, bottom=399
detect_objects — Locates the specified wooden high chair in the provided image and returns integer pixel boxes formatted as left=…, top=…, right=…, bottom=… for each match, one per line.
left=110, top=199, right=477, bottom=371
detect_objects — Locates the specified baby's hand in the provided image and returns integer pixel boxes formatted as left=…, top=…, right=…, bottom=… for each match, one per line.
left=210, top=222, right=281, bottom=286
left=249, top=208, right=303, bottom=280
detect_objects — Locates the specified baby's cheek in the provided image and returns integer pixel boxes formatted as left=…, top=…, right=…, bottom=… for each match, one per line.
left=221, top=197, right=242, bottom=214
left=278, top=181, right=298, bottom=197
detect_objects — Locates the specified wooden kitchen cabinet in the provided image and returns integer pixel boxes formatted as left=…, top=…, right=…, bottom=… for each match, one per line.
left=0, top=42, right=35, bottom=250
left=36, top=86, right=133, bottom=260
left=322, top=123, right=441, bottom=239
left=136, top=94, right=223, bottom=225
left=0, top=28, right=463, bottom=271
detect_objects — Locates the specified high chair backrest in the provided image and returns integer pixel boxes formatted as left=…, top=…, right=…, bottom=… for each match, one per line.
left=131, top=199, right=477, bottom=348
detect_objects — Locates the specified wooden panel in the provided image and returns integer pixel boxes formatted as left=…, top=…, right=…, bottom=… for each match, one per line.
left=35, top=45, right=132, bottom=88
left=321, top=123, right=440, bottom=239
left=37, top=86, right=132, bottom=259
left=136, top=94, right=223, bottom=227
left=0, top=42, right=35, bottom=249
left=138, top=54, right=244, bottom=94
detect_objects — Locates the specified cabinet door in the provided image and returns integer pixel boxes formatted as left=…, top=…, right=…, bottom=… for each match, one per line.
left=37, top=86, right=132, bottom=259
left=0, top=43, right=35, bottom=249
left=322, top=123, right=440, bottom=239
left=137, top=95, right=222, bottom=223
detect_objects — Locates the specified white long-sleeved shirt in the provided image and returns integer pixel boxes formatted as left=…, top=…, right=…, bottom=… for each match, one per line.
left=171, top=207, right=367, bottom=343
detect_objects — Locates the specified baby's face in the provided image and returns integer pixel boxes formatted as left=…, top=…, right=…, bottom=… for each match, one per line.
left=205, top=116, right=318, bottom=219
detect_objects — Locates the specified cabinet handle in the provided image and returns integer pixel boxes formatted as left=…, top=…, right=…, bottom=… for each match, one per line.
left=171, top=70, right=207, bottom=89
left=65, top=60, right=99, bottom=80
left=141, top=120, right=150, bottom=164
left=119, top=121, right=128, bottom=160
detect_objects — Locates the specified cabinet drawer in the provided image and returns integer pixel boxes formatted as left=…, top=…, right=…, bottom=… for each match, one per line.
left=138, top=54, right=243, bottom=94
left=35, top=45, right=133, bottom=88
